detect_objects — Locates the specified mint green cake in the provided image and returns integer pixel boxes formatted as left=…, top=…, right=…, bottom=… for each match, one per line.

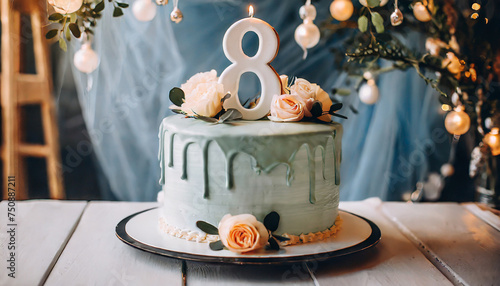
left=158, top=115, right=342, bottom=242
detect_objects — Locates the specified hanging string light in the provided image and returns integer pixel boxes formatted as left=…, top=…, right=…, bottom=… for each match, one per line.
left=170, top=0, right=183, bottom=23
left=444, top=106, right=471, bottom=135
left=484, top=128, right=500, bottom=156
left=390, top=0, right=404, bottom=26
left=74, top=42, right=99, bottom=74
left=295, top=0, right=320, bottom=59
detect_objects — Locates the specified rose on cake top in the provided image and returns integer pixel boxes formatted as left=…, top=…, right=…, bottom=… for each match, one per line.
left=169, top=71, right=346, bottom=123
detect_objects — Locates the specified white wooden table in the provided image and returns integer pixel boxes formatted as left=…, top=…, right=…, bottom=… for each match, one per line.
left=1, top=199, right=499, bottom=286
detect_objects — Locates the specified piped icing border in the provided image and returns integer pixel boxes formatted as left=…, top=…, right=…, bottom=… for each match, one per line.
left=158, top=215, right=342, bottom=246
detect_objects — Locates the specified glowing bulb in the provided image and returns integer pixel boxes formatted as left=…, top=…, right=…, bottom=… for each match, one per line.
left=444, top=108, right=470, bottom=135
left=413, top=2, right=432, bottom=22
left=74, top=43, right=99, bottom=74
left=359, top=81, right=379, bottom=105
left=471, top=13, right=479, bottom=19
left=132, top=0, right=157, bottom=22
left=443, top=52, right=462, bottom=74
left=472, top=3, right=480, bottom=10
left=441, top=104, right=451, bottom=112
left=49, top=0, right=83, bottom=14
left=330, top=0, right=354, bottom=21
left=440, top=163, right=454, bottom=177
left=484, top=128, right=500, bottom=156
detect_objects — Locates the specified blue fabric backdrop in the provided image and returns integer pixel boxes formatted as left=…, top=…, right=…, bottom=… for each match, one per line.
left=70, top=0, right=450, bottom=201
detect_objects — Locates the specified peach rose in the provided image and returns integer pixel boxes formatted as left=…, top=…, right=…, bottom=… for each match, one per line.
left=174, top=70, right=226, bottom=117
left=218, top=214, right=269, bottom=253
left=290, top=78, right=333, bottom=122
left=268, top=94, right=306, bottom=122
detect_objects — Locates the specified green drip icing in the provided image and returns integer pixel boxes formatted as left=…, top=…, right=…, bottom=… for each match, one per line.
left=306, top=145, right=316, bottom=204
left=168, top=133, right=175, bottom=168
left=225, top=151, right=238, bottom=189
left=201, top=140, right=211, bottom=199
left=181, top=142, right=194, bottom=180
left=333, top=130, right=342, bottom=186
left=158, top=123, right=169, bottom=185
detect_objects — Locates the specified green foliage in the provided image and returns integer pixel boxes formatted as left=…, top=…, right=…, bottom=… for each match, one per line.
left=69, top=23, right=81, bottom=38
left=358, top=16, right=368, bottom=33
left=366, top=0, right=381, bottom=8
left=169, top=87, right=185, bottom=107
left=94, top=1, right=105, bottom=13
left=116, top=2, right=129, bottom=8
left=218, top=109, right=243, bottom=123
left=196, top=221, right=219, bottom=235
left=45, top=29, right=58, bottom=40
left=263, top=211, right=280, bottom=232
left=209, top=240, right=224, bottom=251
left=58, top=38, right=67, bottom=52
left=266, top=237, right=280, bottom=251
left=310, top=101, right=323, bottom=117
left=113, top=7, right=124, bottom=17
left=49, top=13, right=64, bottom=22
left=370, top=12, right=384, bottom=34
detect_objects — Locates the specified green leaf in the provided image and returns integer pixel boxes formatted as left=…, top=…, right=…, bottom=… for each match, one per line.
left=267, top=237, right=280, bottom=251
left=371, top=12, right=385, bottom=33
left=196, top=221, right=219, bottom=235
left=220, top=93, right=231, bottom=104
left=69, top=23, right=81, bottom=38
left=70, top=12, right=77, bottom=23
left=349, top=104, right=358, bottom=114
left=45, top=29, right=58, bottom=39
left=335, top=88, right=351, bottom=96
left=195, top=115, right=219, bottom=123
left=329, top=103, right=343, bottom=114
left=113, top=7, right=124, bottom=17
left=94, top=1, right=105, bottom=13
left=310, top=101, right=323, bottom=118
left=171, top=109, right=186, bottom=115
left=65, top=25, right=71, bottom=41
left=263, top=211, right=280, bottom=232
left=272, top=234, right=290, bottom=242
left=116, top=2, right=129, bottom=8
left=358, top=16, right=368, bottom=33
left=209, top=240, right=224, bottom=251
left=218, top=109, right=243, bottom=123
left=49, top=13, right=64, bottom=22
left=332, top=113, right=348, bottom=119
left=169, top=87, right=185, bottom=107
left=366, top=0, right=381, bottom=7
left=58, top=37, right=67, bottom=52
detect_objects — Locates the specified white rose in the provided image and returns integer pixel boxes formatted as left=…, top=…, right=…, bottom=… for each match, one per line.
left=268, top=94, right=306, bottom=122
left=290, top=78, right=333, bottom=122
left=180, top=82, right=225, bottom=117
left=181, top=70, right=219, bottom=98
left=218, top=214, right=269, bottom=253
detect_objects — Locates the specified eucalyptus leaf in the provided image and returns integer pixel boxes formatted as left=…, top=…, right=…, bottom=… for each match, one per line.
left=48, top=13, right=64, bottom=22
left=220, top=93, right=231, bottom=104
left=196, top=221, right=219, bottom=235
left=116, top=2, right=129, bottom=8
left=69, top=23, right=81, bottom=38
left=358, top=16, right=368, bottom=33
left=219, top=109, right=243, bottom=123
left=58, top=37, right=67, bottom=52
left=45, top=29, right=58, bottom=40
left=329, top=103, right=343, bottom=114
left=332, top=113, right=348, bottom=119
left=194, top=115, right=218, bottom=123
left=310, top=101, right=323, bottom=118
left=371, top=12, right=385, bottom=34
left=113, top=7, right=124, bottom=17
left=171, top=109, right=186, bottom=115
left=272, top=234, right=290, bottom=242
left=94, top=1, right=105, bottom=13
left=263, top=211, right=280, bottom=232
left=349, top=104, right=359, bottom=114
left=65, top=25, right=71, bottom=41
left=169, top=87, right=185, bottom=107
left=335, top=88, right=351, bottom=96
left=209, top=240, right=224, bottom=251
left=366, top=0, right=381, bottom=7
left=70, top=13, right=77, bottom=23
left=267, top=237, right=280, bottom=251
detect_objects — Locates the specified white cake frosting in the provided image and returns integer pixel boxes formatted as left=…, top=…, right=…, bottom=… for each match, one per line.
left=158, top=115, right=342, bottom=238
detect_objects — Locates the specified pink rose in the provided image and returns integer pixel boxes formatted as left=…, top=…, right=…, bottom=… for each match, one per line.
left=290, top=78, right=333, bottom=122
left=218, top=214, right=269, bottom=253
left=268, top=94, right=306, bottom=122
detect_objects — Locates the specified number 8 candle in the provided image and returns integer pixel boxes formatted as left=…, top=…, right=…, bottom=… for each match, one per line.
left=219, top=6, right=283, bottom=120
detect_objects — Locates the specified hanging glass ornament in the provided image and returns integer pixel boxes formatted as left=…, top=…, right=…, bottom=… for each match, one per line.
left=132, top=0, right=157, bottom=22
left=413, top=1, right=432, bottom=22
left=330, top=0, right=354, bottom=21
left=390, top=4, right=404, bottom=26
left=359, top=79, right=379, bottom=105
left=484, top=128, right=500, bottom=156
left=295, top=0, right=320, bottom=59
left=444, top=107, right=470, bottom=135
left=74, top=42, right=99, bottom=74
left=170, top=0, right=183, bottom=23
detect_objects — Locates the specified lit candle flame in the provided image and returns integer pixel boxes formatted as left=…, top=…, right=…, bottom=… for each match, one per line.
left=249, top=5, right=254, bottom=17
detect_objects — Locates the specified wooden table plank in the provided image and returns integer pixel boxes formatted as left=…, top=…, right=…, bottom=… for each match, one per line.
left=309, top=200, right=453, bottom=286
left=45, top=202, right=183, bottom=286
left=382, top=202, right=500, bottom=286
left=0, top=200, right=87, bottom=286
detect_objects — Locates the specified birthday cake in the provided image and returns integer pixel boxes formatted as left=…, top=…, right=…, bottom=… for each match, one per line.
left=157, top=7, right=344, bottom=253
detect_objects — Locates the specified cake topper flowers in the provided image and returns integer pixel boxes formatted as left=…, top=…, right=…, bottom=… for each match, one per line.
left=196, top=212, right=290, bottom=253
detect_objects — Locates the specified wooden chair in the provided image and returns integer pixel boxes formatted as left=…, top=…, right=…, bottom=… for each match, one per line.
left=1, top=0, right=65, bottom=199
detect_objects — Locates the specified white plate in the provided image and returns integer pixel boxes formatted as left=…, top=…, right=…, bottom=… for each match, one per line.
left=116, top=208, right=381, bottom=264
